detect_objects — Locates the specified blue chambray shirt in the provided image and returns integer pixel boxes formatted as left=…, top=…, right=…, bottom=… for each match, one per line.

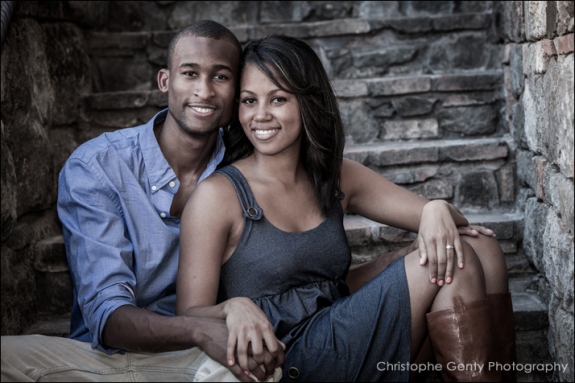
left=57, top=109, right=225, bottom=354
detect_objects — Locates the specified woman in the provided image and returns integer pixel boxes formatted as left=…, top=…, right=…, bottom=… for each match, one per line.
left=176, top=35, right=515, bottom=382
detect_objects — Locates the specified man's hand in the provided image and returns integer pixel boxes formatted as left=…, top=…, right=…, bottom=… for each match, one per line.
left=223, top=297, right=285, bottom=380
left=198, top=316, right=283, bottom=382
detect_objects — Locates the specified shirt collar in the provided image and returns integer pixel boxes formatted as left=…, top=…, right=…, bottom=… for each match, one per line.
left=141, top=109, right=226, bottom=192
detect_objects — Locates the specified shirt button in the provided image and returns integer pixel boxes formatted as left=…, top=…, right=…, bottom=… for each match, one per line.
left=169, top=181, right=176, bottom=188
left=160, top=212, right=167, bottom=218
left=151, top=185, right=157, bottom=191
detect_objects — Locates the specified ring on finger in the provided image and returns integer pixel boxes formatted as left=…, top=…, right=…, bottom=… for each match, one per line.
left=446, top=245, right=455, bottom=250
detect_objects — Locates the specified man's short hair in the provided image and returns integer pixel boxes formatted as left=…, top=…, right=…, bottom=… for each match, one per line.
left=166, top=20, right=242, bottom=70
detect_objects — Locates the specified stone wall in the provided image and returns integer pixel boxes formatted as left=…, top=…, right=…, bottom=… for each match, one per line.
left=498, top=1, right=574, bottom=381
left=0, top=1, right=107, bottom=335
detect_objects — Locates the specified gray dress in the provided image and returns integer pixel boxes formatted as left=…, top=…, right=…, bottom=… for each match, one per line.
left=216, top=165, right=411, bottom=382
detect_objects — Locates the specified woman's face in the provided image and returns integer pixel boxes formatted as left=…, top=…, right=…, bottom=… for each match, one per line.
left=238, top=63, right=303, bottom=157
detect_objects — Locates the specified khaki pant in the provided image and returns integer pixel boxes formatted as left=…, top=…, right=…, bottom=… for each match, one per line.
left=1, top=335, right=281, bottom=382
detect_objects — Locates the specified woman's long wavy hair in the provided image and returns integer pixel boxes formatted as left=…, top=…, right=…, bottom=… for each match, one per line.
left=222, top=35, right=346, bottom=215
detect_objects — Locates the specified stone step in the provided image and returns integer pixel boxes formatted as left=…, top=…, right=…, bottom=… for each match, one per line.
left=83, top=70, right=505, bottom=146
left=344, top=136, right=514, bottom=211
left=22, top=291, right=552, bottom=382
left=343, top=211, right=536, bottom=279
left=86, top=12, right=498, bottom=93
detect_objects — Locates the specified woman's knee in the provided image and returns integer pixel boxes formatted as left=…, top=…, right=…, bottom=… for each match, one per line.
left=453, top=241, right=485, bottom=289
left=463, top=234, right=508, bottom=293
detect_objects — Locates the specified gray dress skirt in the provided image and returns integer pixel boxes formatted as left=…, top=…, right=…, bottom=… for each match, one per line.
left=215, top=165, right=411, bottom=382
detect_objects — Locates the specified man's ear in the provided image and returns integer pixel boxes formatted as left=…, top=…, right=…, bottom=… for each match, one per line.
left=158, top=68, right=169, bottom=92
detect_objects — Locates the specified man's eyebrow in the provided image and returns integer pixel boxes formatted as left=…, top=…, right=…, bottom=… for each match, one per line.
left=179, top=63, right=233, bottom=73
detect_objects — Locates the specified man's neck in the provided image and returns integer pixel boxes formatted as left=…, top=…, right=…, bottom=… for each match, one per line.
left=154, top=121, right=219, bottom=184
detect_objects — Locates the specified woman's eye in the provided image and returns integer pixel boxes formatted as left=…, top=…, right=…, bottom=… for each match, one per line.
left=241, top=98, right=256, bottom=104
left=272, top=97, right=287, bottom=104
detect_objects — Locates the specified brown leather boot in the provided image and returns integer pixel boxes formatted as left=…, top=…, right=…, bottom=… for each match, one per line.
left=426, top=295, right=501, bottom=382
left=487, top=292, right=517, bottom=382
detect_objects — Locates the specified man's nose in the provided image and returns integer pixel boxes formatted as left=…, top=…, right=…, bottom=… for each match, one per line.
left=194, top=77, right=215, bottom=99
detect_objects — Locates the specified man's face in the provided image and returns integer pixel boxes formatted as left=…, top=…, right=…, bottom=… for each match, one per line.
left=161, top=36, right=239, bottom=137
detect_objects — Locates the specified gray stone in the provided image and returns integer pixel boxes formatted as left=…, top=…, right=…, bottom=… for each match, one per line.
left=512, top=292, right=549, bottom=330
left=548, top=302, right=575, bottom=381
left=371, top=103, right=395, bottom=118
left=357, top=48, right=414, bottom=72
left=441, top=91, right=497, bottom=107
left=368, top=76, right=431, bottom=96
left=381, top=165, right=439, bottom=185
left=34, top=270, right=73, bottom=316
left=168, top=1, right=258, bottom=30
left=497, top=164, right=516, bottom=203
left=88, top=31, right=149, bottom=51
left=542, top=211, right=574, bottom=309
left=456, top=171, right=500, bottom=211
left=309, top=2, right=356, bottom=21
left=556, top=1, right=574, bottom=36
left=353, top=1, right=401, bottom=19
left=34, top=236, right=68, bottom=273
left=1, top=245, right=36, bottom=336
left=332, top=79, right=368, bottom=98
left=545, top=170, right=574, bottom=233
left=438, top=138, right=508, bottom=162
left=259, top=1, right=312, bottom=23
left=522, top=80, right=543, bottom=153
left=433, top=72, right=502, bottom=91
left=525, top=1, right=548, bottom=41
left=338, top=99, right=379, bottom=144
left=1, top=121, right=17, bottom=243
left=68, top=1, right=109, bottom=28
left=383, top=119, right=439, bottom=140
left=456, top=1, right=493, bottom=13
left=5, top=223, right=33, bottom=251
left=408, top=179, right=453, bottom=200
left=512, top=96, right=528, bottom=149
left=438, top=105, right=498, bottom=136
left=426, top=33, right=491, bottom=72
left=94, top=53, right=154, bottom=92
left=510, top=43, right=525, bottom=97
left=391, top=96, right=436, bottom=117
left=42, top=23, right=90, bottom=126
left=496, top=1, right=525, bottom=43
left=432, top=13, right=490, bottom=32
left=103, top=1, right=170, bottom=31
left=546, top=55, right=574, bottom=178
left=523, top=198, right=549, bottom=270
left=399, top=1, right=454, bottom=16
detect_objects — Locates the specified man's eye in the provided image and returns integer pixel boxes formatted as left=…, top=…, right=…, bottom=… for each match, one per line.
left=214, top=74, right=228, bottom=80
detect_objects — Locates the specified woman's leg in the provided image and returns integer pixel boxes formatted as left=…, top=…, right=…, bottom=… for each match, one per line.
left=405, top=240, right=500, bottom=381
left=463, top=234, right=517, bottom=381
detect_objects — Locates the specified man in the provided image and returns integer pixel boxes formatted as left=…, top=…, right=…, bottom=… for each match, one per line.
left=1, top=20, right=282, bottom=382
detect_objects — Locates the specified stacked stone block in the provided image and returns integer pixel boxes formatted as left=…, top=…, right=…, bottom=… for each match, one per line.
left=499, top=1, right=574, bottom=381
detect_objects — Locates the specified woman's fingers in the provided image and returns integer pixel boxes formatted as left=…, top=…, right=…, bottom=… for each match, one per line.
left=227, top=331, right=238, bottom=367
left=444, top=243, right=454, bottom=285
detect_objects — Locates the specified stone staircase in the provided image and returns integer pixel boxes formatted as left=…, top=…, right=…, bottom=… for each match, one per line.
left=25, top=8, right=552, bottom=382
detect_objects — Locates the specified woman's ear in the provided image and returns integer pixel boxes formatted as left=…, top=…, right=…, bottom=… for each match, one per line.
left=157, top=68, right=169, bottom=92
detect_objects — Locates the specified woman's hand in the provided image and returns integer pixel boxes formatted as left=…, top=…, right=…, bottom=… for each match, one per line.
left=417, top=200, right=467, bottom=286
left=223, top=297, right=285, bottom=379
left=458, top=224, right=496, bottom=238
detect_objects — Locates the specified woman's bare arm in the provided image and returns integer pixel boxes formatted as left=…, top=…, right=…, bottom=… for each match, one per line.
left=176, top=174, right=283, bottom=375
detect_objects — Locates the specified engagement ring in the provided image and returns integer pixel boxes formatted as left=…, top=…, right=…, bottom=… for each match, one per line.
left=446, top=245, right=455, bottom=250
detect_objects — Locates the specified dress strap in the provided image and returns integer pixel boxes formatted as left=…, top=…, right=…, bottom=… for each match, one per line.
left=215, top=165, right=263, bottom=221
